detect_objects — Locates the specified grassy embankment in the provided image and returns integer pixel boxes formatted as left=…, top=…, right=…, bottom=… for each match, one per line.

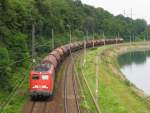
left=76, top=42, right=150, bottom=113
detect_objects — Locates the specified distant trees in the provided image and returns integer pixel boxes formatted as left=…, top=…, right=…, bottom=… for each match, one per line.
left=0, top=0, right=150, bottom=90
left=1, top=0, right=150, bottom=42
left=0, top=0, right=150, bottom=65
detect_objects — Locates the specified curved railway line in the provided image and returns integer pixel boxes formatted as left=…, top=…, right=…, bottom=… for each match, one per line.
left=22, top=51, right=82, bottom=113
left=22, top=39, right=123, bottom=113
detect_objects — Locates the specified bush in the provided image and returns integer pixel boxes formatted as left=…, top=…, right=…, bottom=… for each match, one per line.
left=0, top=47, right=11, bottom=91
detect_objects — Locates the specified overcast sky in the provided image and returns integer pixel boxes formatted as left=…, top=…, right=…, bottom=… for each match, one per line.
left=81, top=0, right=150, bottom=24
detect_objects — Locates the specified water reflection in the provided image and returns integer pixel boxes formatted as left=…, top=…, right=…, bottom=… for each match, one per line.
left=118, top=50, right=150, bottom=95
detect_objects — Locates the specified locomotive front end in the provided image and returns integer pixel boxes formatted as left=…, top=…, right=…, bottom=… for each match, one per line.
left=29, top=64, right=55, bottom=98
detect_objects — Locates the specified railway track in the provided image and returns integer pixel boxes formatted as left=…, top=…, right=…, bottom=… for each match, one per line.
left=73, top=51, right=102, bottom=113
left=22, top=100, right=47, bottom=113
left=22, top=52, right=81, bottom=113
left=64, top=52, right=81, bottom=113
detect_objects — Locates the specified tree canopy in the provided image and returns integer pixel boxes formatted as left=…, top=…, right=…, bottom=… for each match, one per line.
left=0, top=0, right=150, bottom=90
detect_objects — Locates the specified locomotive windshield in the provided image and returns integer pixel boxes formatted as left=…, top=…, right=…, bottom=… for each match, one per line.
left=33, top=64, right=51, bottom=72
left=32, top=75, right=39, bottom=80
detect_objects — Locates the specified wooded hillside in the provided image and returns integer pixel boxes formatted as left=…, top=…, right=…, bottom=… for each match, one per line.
left=0, top=0, right=149, bottom=90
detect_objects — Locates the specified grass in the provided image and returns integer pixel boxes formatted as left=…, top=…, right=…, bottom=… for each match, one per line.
left=76, top=43, right=150, bottom=113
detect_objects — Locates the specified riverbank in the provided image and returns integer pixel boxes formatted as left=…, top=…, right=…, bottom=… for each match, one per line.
left=76, top=42, right=150, bottom=113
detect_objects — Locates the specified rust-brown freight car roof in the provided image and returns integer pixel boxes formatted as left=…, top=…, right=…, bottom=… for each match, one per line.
left=49, top=50, right=61, bottom=62
left=42, top=55, right=58, bottom=68
left=55, top=48, right=64, bottom=57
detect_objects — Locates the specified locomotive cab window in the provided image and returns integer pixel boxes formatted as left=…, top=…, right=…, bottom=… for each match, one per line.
left=32, top=75, right=39, bottom=80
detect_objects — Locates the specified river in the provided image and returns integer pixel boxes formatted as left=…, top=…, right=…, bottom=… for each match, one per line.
left=118, top=50, right=150, bottom=95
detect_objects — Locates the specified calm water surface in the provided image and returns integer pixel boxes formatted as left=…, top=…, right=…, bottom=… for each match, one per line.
left=118, top=51, right=150, bottom=95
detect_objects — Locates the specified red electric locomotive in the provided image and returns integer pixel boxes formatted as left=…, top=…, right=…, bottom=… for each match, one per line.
left=29, top=63, right=55, bottom=98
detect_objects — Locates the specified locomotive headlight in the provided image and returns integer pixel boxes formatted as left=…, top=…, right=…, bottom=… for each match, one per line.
left=42, top=75, right=48, bottom=80
left=33, top=85, right=38, bottom=88
left=42, top=85, right=48, bottom=89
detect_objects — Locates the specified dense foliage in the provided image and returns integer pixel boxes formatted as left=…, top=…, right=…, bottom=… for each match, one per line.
left=0, top=0, right=150, bottom=90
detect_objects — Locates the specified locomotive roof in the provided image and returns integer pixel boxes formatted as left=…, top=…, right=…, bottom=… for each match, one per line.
left=33, top=64, right=51, bottom=72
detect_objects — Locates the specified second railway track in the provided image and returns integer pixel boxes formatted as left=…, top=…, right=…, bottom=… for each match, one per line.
left=64, top=52, right=81, bottom=113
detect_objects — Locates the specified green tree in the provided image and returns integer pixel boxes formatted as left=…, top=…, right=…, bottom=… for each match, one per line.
left=0, top=47, right=11, bottom=90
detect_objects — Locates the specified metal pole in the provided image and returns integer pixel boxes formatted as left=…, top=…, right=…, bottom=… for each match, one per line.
left=147, top=32, right=148, bottom=41
left=96, top=55, right=99, bottom=102
left=144, top=34, right=146, bottom=54
left=67, top=25, right=72, bottom=52
left=116, top=32, right=119, bottom=45
left=103, top=31, right=105, bottom=46
left=133, top=33, right=135, bottom=42
left=84, top=32, right=87, bottom=66
left=69, top=26, right=72, bottom=44
left=129, top=33, right=132, bottom=57
left=93, top=31, right=95, bottom=48
left=84, top=40, right=86, bottom=66
left=32, top=23, right=36, bottom=63
left=144, top=34, right=146, bottom=43
left=103, top=31, right=105, bottom=39
left=130, top=35, right=132, bottom=45
left=118, top=32, right=120, bottom=38
left=86, top=30, right=88, bottom=40
left=52, top=29, right=54, bottom=49
left=131, top=8, right=133, bottom=24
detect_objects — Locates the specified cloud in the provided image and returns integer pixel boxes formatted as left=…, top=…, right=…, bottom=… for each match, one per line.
left=81, top=0, right=150, bottom=24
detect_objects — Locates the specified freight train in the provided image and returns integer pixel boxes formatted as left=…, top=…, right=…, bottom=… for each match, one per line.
left=29, top=38, right=123, bottom=98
